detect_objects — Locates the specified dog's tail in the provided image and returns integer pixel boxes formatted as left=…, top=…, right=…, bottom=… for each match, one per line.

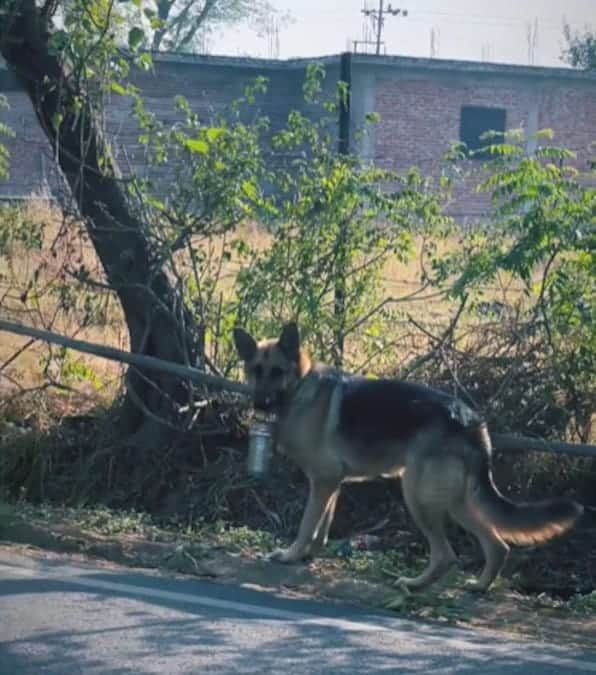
left=469, top=425, right=583, bottom=545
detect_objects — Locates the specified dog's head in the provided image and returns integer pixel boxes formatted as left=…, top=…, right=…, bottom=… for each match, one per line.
left=233, top=322, right=311, bottom=413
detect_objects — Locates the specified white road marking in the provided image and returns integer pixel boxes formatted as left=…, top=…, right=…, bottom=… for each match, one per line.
left=0, top=560, right=380, bottom=632
left=1, top=555, right=596, bottom=672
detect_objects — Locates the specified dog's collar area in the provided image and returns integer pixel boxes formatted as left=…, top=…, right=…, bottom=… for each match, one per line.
left=288, top=369, right=327, bottom=407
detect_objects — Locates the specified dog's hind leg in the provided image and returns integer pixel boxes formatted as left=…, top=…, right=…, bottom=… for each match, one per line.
left=396, top=462, right=458, bottom=590
left=270, top=479, right=339, bottom=563
left=450, top=502, right=509, bottom=592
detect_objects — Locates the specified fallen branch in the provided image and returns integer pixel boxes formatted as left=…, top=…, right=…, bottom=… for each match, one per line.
left=0, top=318, right=250, bottom=396
left=491, top=433, right=596, bottom=459
left=0, top=318, right=594, bottom=458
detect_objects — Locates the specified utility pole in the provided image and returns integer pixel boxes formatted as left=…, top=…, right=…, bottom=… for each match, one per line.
left=333, top=52, right=352, bottom=368
left=430, top=27, right=439, bottom=58
left=361, top=1, right=408, bottom=55
left=526, top=17, right=539, bottom=65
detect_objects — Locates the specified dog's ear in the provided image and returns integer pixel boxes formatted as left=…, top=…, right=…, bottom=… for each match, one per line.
left=233, top=327, right=257, bottom=362
left=278, top=322, right=300, bottom=360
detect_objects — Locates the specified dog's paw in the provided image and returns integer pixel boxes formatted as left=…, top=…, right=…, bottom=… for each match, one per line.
left=393, top=577, right=415, bottom=592
left=462, top=578, right=490, bottom=594
left=268, top=548, right=302, bottom=564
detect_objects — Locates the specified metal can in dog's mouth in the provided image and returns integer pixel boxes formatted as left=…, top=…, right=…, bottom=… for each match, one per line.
left=247, top=418, right=276, bottom=478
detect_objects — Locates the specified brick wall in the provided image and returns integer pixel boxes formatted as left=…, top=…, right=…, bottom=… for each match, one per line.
left=0, top=90, right=60, bottom=199
left=372, top=69, right=596, bottom=221
left=0, top=55, right=340, bottom=200
left=1, top=53, right=595, bottom=221
left=106, top=59, right=339, bottom=183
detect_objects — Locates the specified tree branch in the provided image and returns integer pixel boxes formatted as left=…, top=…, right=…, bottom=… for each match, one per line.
left=0, top=319, right=249, bottom=396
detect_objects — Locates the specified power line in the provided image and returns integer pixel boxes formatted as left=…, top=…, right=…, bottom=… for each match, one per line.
left=407, top=12, right=563, bottom=31
left=405, top=7, right=565, bottom=28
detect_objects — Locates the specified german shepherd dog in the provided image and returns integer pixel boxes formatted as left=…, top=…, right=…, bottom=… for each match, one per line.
left=233, top=322, right=584, bottom=591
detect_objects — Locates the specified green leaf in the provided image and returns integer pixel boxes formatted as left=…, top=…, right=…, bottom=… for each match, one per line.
left=185, top=138, right=209, bottom=154
left=384, top=592, right=409, bottom=610
left=135, top=53, right=153, bottom=72
left=365, top=112, right=381, bottom=124
left=206, top=127, right=225, bottom=142
left=52, top=112, right=63, bottom=131
left=110, top=82, right=127, bottom=96
left=241, top=180, right=258, bottom=201
left=128, top=27, right=145, bottom=51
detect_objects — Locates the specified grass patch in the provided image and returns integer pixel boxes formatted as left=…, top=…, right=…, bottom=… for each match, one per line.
left=6, top=501, right=280, bottom=554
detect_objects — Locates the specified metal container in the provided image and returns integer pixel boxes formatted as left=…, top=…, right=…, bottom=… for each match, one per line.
left=247, top=419, right=276, bottom=478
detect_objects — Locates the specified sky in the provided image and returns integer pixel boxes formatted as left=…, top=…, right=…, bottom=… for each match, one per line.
left=213, top=0, right=596, bottom=68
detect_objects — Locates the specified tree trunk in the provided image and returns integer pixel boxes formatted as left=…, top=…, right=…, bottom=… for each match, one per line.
left=0, top=1, right=200, bottom=444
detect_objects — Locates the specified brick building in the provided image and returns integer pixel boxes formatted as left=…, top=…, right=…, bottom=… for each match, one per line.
left=1, top=52, right=595, bottom=220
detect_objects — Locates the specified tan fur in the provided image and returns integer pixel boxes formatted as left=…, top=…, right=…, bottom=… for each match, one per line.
left=234, top=323, right=583, bottom=592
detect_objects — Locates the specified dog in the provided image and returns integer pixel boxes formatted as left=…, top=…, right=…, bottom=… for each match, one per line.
left=233, top=322, right=584, bottom=591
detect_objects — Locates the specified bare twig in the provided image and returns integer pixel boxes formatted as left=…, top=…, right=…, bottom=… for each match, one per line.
left=0, top=338, right=36, bottom=373
left=401, top=294, right=468, bottom=379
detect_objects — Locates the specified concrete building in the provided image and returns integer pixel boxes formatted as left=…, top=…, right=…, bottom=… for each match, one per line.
left=1, top=52, right=595, bottom=220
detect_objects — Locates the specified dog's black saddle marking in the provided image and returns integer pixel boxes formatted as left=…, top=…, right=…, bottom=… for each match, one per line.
left=338, top=377, right=482, bottom=443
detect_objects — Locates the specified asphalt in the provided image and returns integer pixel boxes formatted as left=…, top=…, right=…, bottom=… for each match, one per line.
left=0, top=548, right=595, bottom=674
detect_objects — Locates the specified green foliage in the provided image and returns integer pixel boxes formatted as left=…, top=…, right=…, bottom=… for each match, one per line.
left=125, top=78, right=273, bottom=371
left=132, top=82, right=270, bottom=239
left=233, top=158, right=446, bottom=369
left=228, top=68, right=450, bottom=370
left=0, top=204, right=44, bottom=256
left=129, top=64, right=451, bottom=372
left=110, top=0, right=290, bottom=53
left=47, top=0, right=153, bottom=123
left=562, top=23, right=596, bottom=70
left=436, top=129, right=595, bottom=430
left=152, top=0, right=290, bottom=53
left=56, top=349, right=104, bottom=390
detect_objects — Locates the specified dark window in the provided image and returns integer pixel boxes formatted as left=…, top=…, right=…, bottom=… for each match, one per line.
left=459, top=105, right=506, bottom=159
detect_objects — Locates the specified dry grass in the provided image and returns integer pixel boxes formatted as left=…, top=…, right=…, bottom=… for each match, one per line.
left=0, top=198, right=530, bottom=392
left=0, top=197, right=126, bottom=398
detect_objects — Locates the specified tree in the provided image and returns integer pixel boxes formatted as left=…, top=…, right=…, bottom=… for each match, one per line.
left=0, top=0, right=202, bottom=446
left=231, top=68, right=451, bottom=371
left=0, top=0, right=291, bottom=449
left=148, top=0, right=283, bottom=52
left=562, top=22, right=596, bottom=70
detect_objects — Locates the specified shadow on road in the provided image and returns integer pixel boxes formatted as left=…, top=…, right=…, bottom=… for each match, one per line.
left=0, top=571, right=593, bottom=674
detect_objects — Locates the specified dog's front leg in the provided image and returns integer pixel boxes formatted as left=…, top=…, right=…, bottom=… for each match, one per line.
left=310, top=489, right=339, bottom=555
left=270, top=479, right=338, bottom=563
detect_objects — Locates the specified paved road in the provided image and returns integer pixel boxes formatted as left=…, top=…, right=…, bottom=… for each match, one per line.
left=0, top=548, right=594, bottom=674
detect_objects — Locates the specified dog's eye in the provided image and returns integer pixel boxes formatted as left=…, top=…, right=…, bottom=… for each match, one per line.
left=253, top=364, right=263, bottom=379
left=270, top=366, right=284, bottom=378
